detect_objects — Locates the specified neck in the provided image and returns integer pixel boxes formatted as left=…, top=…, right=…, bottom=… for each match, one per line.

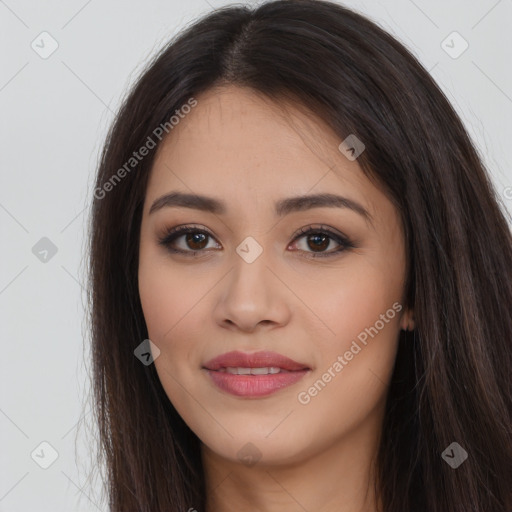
left=202, top=404, right=385, bottom=512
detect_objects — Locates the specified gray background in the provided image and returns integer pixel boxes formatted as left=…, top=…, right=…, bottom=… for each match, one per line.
left=1, top=0, right=511, bottom=510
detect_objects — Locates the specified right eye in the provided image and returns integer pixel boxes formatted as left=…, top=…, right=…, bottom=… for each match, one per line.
left=158, top=224, right=221, bottom=255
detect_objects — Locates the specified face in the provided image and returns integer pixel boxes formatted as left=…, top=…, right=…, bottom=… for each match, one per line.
left=138, top=85, right=412, bottom=467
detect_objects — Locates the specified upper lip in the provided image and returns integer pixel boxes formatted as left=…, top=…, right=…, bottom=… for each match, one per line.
left=203, top=351, right=310, bottom=371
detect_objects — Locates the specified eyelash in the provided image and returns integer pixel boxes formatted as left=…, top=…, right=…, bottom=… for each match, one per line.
left=157, top=224, right=355, bottom=259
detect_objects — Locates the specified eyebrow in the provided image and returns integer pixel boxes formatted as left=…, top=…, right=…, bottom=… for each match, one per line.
left=149, top=191, right=372, bottom=223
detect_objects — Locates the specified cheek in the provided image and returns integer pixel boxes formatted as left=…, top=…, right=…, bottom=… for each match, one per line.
left=137, top=247, right=214, bottom=408
left=291, top=258, right=403, bottom=412
left=138, top=264, right=176, bottom=342
left=138, top=244, right=204, bottom=343
left=291, top=256, right=403, bottom=345
left=293, top=299, right=401, bottom=449
left=138, top=254, right=204, bottom=408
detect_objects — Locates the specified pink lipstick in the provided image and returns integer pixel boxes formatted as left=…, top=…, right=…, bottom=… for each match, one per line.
left=202, top=350, right=310, bottom=397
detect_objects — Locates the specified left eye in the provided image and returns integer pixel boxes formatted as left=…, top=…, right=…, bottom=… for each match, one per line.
left=291, top=232, right=341, bottom=253
left=288, top=225, right=354, bottom=257
left=158, top=224, right=354, bottom=258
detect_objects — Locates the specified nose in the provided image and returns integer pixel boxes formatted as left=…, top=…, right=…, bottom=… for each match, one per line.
left=213, top=251, right=292, bottom=333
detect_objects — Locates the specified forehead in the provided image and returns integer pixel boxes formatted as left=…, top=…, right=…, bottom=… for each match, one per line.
left=145, top=85, right=382, bottom=220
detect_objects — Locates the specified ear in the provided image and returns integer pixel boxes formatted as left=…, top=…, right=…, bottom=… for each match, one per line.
left=400, top=308, right=415, bottom=331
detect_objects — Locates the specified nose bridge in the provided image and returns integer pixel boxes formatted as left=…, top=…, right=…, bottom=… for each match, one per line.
left=229, top=239, right=272, bottom=301
left=214, top=238, right=290, bottom=330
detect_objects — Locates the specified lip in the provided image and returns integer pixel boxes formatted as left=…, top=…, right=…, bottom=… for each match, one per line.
left=203, top=350, right=310, bottom=371
left=202, top=350, right=311, bottom=398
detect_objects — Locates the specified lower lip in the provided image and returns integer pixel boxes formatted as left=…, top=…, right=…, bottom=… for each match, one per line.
left=204, top=369, right=309, bottom=397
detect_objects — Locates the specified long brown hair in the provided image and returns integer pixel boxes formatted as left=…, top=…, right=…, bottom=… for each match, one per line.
left=86, top=1, right=512, bottom=510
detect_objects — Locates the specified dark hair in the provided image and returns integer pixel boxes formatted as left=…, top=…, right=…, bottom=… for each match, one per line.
left=87, top=1, right=512, bottom=510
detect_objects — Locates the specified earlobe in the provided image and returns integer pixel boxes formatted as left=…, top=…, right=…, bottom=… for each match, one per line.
left=400, top=309, right=415, bottom=331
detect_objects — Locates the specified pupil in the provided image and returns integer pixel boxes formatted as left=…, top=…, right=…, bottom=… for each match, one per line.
left=187, top=233, right=207, bottom=250
left=308, top=234, right=328, bottom=251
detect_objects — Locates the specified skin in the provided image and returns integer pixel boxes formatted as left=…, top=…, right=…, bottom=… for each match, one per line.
left=138, top=85, right=415, bottom=512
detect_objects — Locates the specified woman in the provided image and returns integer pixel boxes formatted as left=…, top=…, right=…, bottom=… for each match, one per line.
left=87, top=1, right=512, bottom=510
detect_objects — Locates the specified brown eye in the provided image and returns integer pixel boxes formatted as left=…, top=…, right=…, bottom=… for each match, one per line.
left=158, top=224, right=354, bottom=259
left=290, top=225, right=355, bottom=258
left=158, top=225, right=220, bottom=255
left=305, top=233, right=330, bottom=252
left=184, top=232, right=209, bottom=250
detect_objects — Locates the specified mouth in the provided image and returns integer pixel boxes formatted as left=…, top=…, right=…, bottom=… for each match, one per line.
left=203, top=350, right=310, bottom=372
left=213, top=367, right=297, bottom=374
left=202, top=351, right=311, bottom=397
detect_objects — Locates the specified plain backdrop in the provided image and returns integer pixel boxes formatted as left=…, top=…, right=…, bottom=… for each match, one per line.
left=1, top=0, right=511, bottom=510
